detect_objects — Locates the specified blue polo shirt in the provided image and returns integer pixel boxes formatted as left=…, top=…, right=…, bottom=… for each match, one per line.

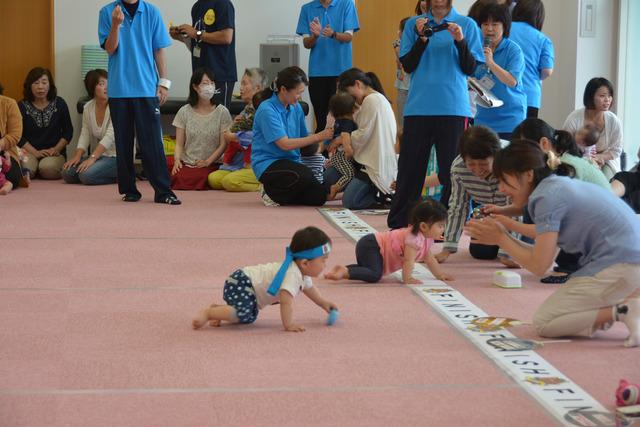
left=251, top=93, right=309, bottom=179
left=98, top=0, right=172, bottom=98
left=473, top=37, right=526, bottom=133
left=509, top=22, right=554, bottom=109
left=529, top=175, right=640, bottom=278
left=296, top=0, right=360, bottom=77
left=400, top=8, right=484, bottom=117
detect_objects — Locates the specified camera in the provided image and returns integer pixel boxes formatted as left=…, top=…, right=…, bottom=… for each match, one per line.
left=420, top=20, right=449, bottom=37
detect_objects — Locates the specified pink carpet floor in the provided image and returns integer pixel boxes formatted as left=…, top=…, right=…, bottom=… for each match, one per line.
left=0, top=181, right=638, bottom=426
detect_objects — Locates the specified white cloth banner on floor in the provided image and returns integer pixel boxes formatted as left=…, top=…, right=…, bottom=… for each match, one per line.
left=319, top=207, right=617, bottom=427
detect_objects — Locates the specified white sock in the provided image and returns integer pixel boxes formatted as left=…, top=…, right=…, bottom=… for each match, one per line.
left=616, top=300, right=640, bottom=348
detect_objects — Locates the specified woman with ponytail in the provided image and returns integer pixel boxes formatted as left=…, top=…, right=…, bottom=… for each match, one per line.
left=250, top=66, right=333, bottom=206
left=325, top=68, right=397, bottom=209
left=492, top=118, right=610, bottom=284
left=466, top=140, right=640, bottom=348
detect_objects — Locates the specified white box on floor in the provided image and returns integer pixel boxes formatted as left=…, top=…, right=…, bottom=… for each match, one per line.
left=493, top=270, right=522, bottom=289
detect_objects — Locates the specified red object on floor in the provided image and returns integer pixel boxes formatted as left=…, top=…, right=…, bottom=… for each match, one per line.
left=170, top=163, right=218, bottom=190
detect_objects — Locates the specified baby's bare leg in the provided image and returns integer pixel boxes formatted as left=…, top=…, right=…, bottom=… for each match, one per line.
left=0, top=181, right=13, bottom=195
left=192, top=305, right=239, bottom=329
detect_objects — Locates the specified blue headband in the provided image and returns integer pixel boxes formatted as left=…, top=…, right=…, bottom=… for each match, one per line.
left=267, top=243, right=331, bottom=296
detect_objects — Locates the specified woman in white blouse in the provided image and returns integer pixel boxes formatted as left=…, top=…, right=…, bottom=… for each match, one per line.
left=563, top=77, right=623, bottom=180
left=62, top=69, right=117, bottom=185
left=171, top=67, right=232, bottom=190
left=325, top=68, right=397, bottom=209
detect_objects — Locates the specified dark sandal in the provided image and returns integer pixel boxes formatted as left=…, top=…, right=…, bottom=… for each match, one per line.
left=156, top=195, right=182, bottom=205
left=122, top=193, right=141, bottom=202
left=540, top=274, right=570, bottom=284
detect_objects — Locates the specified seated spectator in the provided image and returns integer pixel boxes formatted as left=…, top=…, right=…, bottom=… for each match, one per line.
left=563, top=77, right=623, bottom=180
left=62, top=69, right=117, bottom=185
left=300, top=142, right=325, bottom=185
left=325, top=68, right=397, bottom=210
left=251, top=66, right=333, bottom=207
left=0, top=81, right=25, bottom=192
left=208, top=68, right=268, bottom=192
left=171, top=67, right=232, bottom=190
left=18, top=67, right=73, bottom=180
left=611, top=147, right=640, bottom=213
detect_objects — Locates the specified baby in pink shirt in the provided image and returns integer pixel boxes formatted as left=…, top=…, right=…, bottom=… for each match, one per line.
left=326, top=199, right=454, bottom=284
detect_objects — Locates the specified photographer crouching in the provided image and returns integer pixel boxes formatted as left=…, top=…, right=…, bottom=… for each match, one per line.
left=388, top=0, right=485, bottom=230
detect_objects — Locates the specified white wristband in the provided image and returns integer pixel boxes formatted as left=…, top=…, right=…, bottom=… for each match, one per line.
left=158, top=78, right=171, bottom=90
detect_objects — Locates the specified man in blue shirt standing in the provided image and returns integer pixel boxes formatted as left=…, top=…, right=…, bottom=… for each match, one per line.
left=171, top=0, right=237, bottom=108
left=296, top=0, right=359, bottom=133
left=99, top=0, right=181, bottom=204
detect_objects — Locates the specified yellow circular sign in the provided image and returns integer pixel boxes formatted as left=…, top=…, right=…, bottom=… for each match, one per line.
left=204, top=9, right=216, bottom=26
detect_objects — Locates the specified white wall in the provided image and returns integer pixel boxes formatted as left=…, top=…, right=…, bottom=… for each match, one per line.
left=54, top=0, right=312, bottom=148
left=541, top=0, right=619, bottom=130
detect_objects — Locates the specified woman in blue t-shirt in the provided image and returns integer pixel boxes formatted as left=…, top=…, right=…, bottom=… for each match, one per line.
left=466, top=140, right=640, bottom=348
left=472, top=3, right=526, bottom=139
left=251, top=66, right=333, bottom=207
left=388, top=0, right=484, bottom=229
left=509, top=0, right=554, bottom=119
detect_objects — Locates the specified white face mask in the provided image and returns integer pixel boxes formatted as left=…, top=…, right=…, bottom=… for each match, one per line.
left=198, top=84, right=216, bottom=100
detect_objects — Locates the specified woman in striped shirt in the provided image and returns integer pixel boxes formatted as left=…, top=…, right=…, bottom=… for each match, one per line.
left=435, top=125, right=517, bottom=267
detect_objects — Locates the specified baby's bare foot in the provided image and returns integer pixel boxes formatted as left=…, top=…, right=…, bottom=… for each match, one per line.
left=325, top=265, right=348, bottom=280
left=192, top=308, right=210, bottom=330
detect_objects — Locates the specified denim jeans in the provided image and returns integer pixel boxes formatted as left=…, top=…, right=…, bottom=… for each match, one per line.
left=324, top=166, right=376, bottom=210
left=62, top=156, right=118, bottom=185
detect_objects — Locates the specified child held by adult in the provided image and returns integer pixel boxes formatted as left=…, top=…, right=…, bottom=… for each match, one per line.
left=192, top=226, right=337, bottom=332
left=325, top=199, right=454, bottom=284
left=326, top=91, right=358, bottom=200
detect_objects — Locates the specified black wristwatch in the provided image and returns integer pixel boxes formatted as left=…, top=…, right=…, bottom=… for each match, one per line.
left=331, top=31, right=337, bottom=39
left=196, top=30, right=203, bottom=41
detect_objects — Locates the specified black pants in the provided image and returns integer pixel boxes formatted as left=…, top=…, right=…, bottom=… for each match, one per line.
left=613, top=171, right=640, bottom=213
left=309, top=76, right=337, bottom=133
left=527, top=106, right=539, bottom=118
left=554, top=250, right=581, bottom=274
left=388, top=116, right=467, bottom=229
left=6, top=157, right=22, bottom=188
left=347, top=234, right=384, bottom=283
left=469, top=242, right=500, bottom=260
left=109, top=98, right=175, bottom=200
left=214, top=81, right=235, bottom=109
left=259, top=159, right=327, bottom=206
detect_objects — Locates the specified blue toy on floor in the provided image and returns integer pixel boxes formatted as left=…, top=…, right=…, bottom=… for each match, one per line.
left=327, top=309, right=339, bottom=326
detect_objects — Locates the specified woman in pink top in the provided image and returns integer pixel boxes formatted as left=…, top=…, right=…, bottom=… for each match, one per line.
left=326, top=199, right=454, bottom=284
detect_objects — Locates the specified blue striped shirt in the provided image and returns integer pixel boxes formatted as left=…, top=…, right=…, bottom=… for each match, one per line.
left=444, top=155, right=509, bottom=252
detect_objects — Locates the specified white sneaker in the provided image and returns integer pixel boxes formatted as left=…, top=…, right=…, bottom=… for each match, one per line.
left=619, top=299, right=640, bottom=348
left=260, top=187, right=280, bottom=207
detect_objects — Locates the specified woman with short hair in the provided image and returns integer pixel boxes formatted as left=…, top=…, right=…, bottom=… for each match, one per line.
left=18, top=67, right=73, bottom=180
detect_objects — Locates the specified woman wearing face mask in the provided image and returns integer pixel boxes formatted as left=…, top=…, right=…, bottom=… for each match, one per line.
left=563, top=77, right=623, bottom=180
left=171, top=67, right=232, bottom=190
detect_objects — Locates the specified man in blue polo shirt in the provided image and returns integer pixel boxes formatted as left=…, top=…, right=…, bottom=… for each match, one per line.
left=296, top=0, right=359, bottom=133
left=99, top=0, right=180, bottom=205
left=170, top=0, right=237, bottom=108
